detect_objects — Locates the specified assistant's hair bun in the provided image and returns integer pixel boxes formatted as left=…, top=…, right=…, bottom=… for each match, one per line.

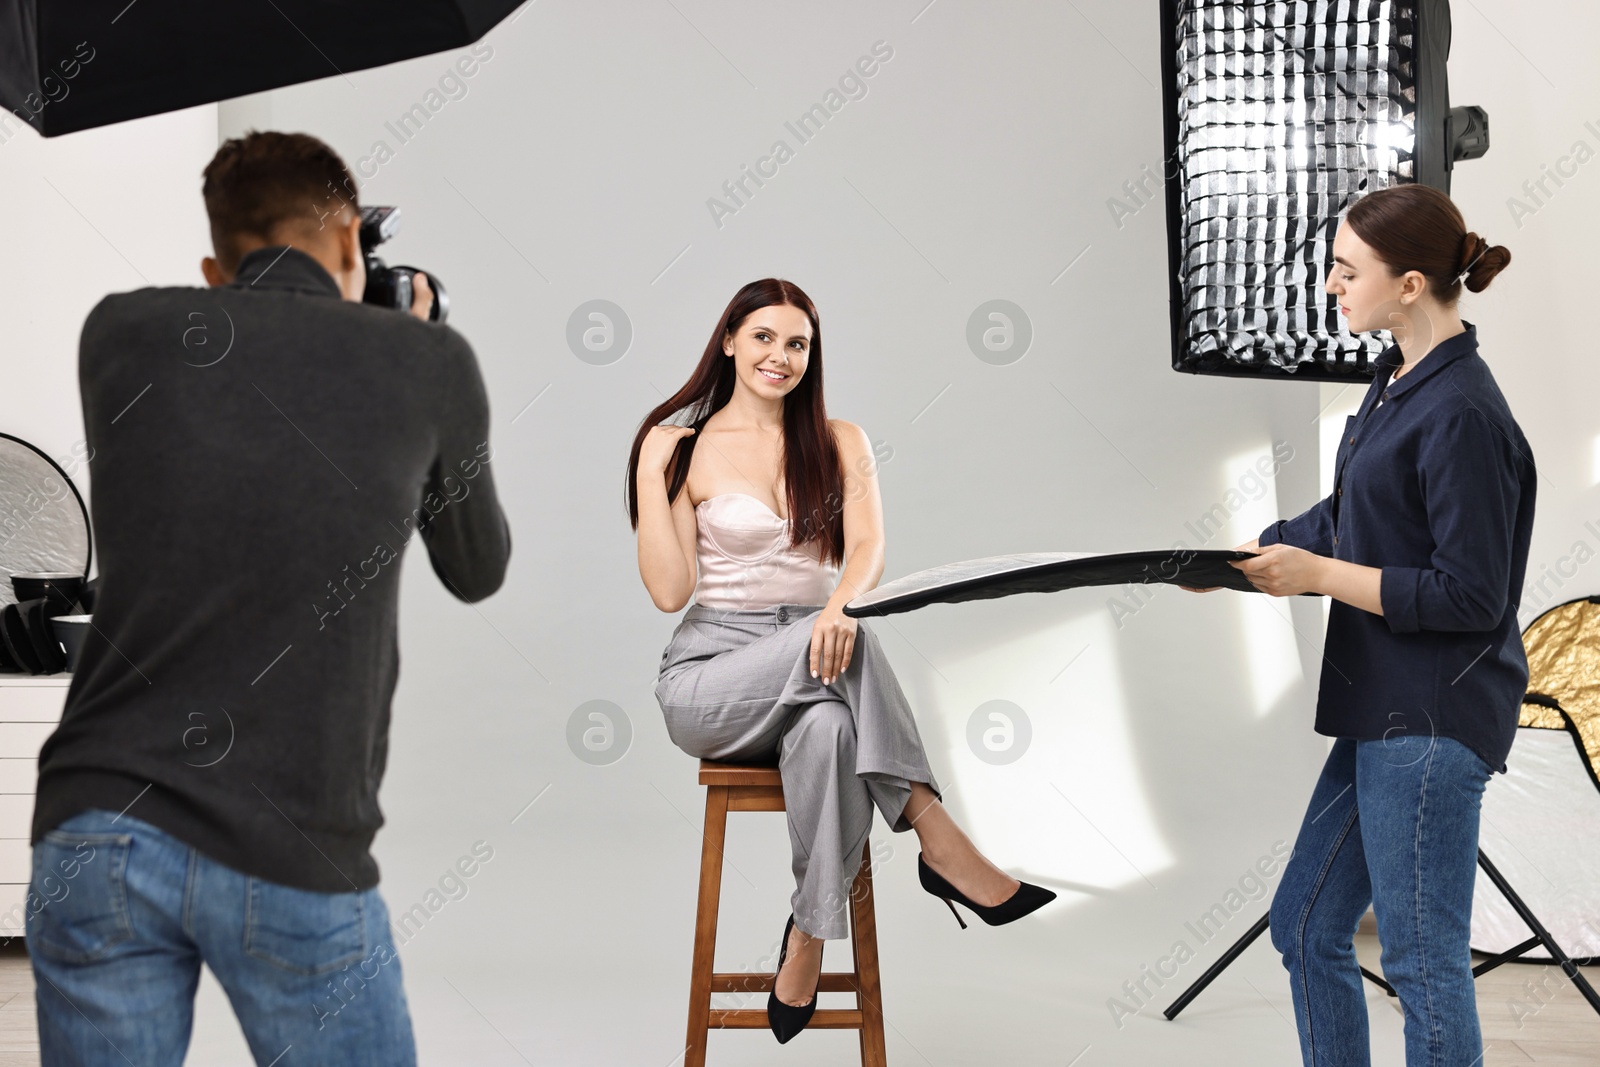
left=1459, top=232, right=1512, bottom=293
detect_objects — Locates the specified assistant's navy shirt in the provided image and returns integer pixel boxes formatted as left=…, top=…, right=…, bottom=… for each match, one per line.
left=1258, top=324, right=1536, bottom=772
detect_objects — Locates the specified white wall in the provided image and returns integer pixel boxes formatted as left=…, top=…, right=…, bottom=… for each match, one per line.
left=1443, top=7, right=1600, bottom=626
left=2, top=2, right=1589, bottom=1064
left=208, top=5, right=1330, bottom=1063
left=0, top=103, right=219, bottom=571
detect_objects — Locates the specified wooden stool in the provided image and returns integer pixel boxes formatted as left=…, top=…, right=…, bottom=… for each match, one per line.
left=685, top=759, right=887, bottom=1066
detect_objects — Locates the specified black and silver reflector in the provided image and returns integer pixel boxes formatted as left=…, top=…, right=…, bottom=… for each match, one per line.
left=1160, top=0, right=1475, bottom=380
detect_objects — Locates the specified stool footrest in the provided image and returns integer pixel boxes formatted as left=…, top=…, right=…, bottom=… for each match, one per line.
left=709, top=1008, right=865, bottom=1030
left=709, top=972, right=863, bottom=994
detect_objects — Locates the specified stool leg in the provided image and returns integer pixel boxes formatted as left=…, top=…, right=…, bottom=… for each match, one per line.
left=849, top=839, right=888, bottom=1067
left=686, top=785, right=730, bottom=1067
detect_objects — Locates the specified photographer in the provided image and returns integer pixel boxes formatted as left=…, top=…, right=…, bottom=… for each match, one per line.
left=26, top=130, right=511, bottom=1066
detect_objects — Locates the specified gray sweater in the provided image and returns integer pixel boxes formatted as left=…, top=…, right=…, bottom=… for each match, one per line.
left=32, top=245, right=511, bottom=892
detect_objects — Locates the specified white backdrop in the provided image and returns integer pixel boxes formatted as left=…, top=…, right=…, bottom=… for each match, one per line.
left=2, top=2, right=1593, bottom=1064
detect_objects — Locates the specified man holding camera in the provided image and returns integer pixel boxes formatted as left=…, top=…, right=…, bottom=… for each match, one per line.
left=26, top=130, right=511, bottom=1066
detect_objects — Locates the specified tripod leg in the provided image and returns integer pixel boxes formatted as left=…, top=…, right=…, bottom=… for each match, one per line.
left=1358, top=966, right=1395, bottom=996
left=1477, top=848, right=1600, bottom=1018
left=1164, top=913, right=1270, bottom=1019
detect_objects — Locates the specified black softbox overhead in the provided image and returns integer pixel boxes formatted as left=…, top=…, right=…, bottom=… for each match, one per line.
left=1159, top=0, right=1486, bottom=380
left=0, top=0, right=523, bottom=138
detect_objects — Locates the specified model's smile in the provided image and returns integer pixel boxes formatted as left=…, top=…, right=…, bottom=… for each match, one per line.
left=759, top=368, right=788, bottom=381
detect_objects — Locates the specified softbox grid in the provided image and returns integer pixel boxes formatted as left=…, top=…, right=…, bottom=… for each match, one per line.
left=1163, top=1, right=1419, bottom=379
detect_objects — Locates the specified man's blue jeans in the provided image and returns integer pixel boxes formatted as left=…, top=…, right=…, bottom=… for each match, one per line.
left=25, top=808, right=416, bottom=1066
left=1270, top=735, right=1493, bottom=1066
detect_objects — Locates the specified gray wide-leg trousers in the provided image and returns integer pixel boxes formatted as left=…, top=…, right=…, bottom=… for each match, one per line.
left=654, top=602, right=941, bottom=939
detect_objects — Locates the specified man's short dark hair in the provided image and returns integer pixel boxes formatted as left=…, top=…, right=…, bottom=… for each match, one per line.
left=202, top=130, right=359, bottom=273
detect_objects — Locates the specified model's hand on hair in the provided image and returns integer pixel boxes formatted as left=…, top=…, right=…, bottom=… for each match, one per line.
left=810, top=605, right=857, bottom=687
left=408, top=273, right=434, bottom=321
left=1228, top=542, right=1322, bottom=597
left=640, top=424, right=695, bottom=475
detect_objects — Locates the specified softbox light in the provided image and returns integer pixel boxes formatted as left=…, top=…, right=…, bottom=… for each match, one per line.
left=0, top=0, right=523, bottom=138
left=1159, top=0, right=1483, bottom=380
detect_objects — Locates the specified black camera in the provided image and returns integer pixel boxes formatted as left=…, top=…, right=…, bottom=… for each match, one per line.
left=359, top=206, right=448, bottom=323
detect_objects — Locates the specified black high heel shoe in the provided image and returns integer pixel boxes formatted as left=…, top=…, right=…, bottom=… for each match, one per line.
left=766, top=914, right=820, bottom=1043
left=918, top=852, right=1056, bottom=929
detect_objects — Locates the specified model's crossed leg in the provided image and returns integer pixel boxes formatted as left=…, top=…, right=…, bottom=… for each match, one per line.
left=773, top=780, right=1021, bottom=1007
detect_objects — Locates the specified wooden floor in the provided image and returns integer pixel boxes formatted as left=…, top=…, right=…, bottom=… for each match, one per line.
left=0, top=942, right=38, bottom=1067
left=1350, top=914, right=1600, bottom=1066
left=0, top=926, right=1592, bottom=1064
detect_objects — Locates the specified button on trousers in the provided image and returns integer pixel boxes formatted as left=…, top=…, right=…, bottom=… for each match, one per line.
left=655, top=603, right=941, bottom=939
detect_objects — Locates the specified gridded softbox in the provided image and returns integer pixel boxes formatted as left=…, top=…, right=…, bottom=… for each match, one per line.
left=1469, top=597, right=1600, bottom=965
left=1160, top=0, right=1457, bottom=379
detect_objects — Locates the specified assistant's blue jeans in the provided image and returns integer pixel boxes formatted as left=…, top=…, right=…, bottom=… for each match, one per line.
left=1270, top=736, right=1493, bottom=1066
left=25, top=808, right=416, bottom=1066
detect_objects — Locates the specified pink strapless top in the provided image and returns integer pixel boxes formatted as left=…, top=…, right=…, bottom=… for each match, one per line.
left=691, top=493, right=841, bottom=611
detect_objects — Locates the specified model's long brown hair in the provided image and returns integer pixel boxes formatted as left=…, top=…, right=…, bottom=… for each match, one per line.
left=625, top=278, right=845, bottom=567
left=1346, top=184, right=1511, bottom=302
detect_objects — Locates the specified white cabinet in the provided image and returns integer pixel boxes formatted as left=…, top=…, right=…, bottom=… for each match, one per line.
left=0, top=674, right=69, bottom=936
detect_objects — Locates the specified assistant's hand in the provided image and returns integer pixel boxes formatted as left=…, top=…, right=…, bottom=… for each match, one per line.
left=810, top=605, right=857, bottom=686
left=1229, top=542, right=1323, bottom=597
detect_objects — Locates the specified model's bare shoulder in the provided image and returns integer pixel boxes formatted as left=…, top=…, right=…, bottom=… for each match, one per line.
left=828, top=418, right=871, bottom=457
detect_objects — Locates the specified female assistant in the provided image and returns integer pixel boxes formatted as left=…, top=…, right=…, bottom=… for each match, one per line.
left=1197, top=183, right=1534, bottom=1066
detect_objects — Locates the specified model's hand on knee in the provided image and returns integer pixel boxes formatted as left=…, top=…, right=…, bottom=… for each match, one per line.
left=809, top=607, right=856, bottom=686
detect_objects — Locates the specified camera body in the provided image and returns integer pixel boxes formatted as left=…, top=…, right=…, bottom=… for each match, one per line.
left=359, top=206, right=449, bottom=323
